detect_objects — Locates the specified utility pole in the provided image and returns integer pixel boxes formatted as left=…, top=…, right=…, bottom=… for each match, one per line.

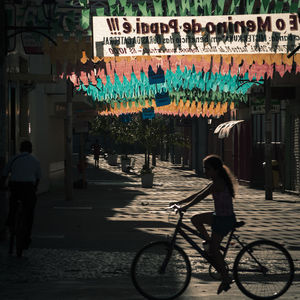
left=65, top=78, right=73, bottom=201
left=264, top=75, right=273, bottom=200
left=0, top=3, right=7, bottom=166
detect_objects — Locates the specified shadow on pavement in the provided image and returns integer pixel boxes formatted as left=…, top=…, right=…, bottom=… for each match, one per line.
left=30, top=164, right=173, bottom=252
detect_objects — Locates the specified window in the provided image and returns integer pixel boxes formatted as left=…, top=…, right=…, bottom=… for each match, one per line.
left=252, top=113, right=281, bottom=144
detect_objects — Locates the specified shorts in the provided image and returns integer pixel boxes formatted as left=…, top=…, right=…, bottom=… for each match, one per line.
left=212, top=213, right=236, bottom=237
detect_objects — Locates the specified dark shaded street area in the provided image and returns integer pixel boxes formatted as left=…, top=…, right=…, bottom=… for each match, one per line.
left=0, top=154, right=299, bottom=299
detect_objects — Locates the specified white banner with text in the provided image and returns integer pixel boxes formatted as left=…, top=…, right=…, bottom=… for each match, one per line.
left=93, top=14, right=300, bottom=57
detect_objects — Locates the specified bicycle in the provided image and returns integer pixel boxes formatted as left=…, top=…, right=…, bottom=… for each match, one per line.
left=131, top=205, right=295, bottom=300
left=8, top=199, right=27, bottom=257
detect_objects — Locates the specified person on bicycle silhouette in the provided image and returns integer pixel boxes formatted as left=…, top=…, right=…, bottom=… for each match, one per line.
left=170, top=154, right=236, bottom=294
left=0, top=140, right=41, bottom=251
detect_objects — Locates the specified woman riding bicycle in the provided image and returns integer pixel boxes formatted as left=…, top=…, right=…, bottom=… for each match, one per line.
left=170, top=154, right=236, bottom=294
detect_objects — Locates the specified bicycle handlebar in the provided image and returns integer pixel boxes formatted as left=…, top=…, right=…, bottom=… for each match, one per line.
left=168, top=204, right=184, bottom=217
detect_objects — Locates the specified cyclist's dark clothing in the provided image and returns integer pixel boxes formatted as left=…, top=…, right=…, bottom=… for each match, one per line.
left=211, top=186, right=235, bottom=236
left=212, top=186, right=234, bottom=216
left=212, top=213, right=236, bottom=237
left=2, top=151, right=41, bottom=248
left=7, top=182, right=37, bottom=247
left=92, top=143, right=101, bottom=160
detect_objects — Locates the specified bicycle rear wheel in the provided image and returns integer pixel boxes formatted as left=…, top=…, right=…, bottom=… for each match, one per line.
left=131, top=241, right=191, bottom=300
left=233, top=239, right=294, bottom=299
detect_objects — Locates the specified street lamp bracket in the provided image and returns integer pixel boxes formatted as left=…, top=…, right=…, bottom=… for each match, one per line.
left=5, top=0, right=57, bottom=54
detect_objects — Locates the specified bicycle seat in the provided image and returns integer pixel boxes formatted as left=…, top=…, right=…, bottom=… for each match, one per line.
left=234, top=221, right=245, bottom=228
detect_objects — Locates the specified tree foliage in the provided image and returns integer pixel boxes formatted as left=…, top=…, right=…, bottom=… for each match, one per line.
left=90, top=113, right=190, bottom=168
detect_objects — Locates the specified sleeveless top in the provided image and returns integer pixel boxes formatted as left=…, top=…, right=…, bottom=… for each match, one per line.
left=212, top=186, right=234, bottom=216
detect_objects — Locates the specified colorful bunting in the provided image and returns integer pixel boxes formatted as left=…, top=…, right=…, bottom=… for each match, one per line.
left=142, top=107, right=155, bottom=119
left=99, top=98, right=237, bottom=118
left=167, top=0, right=177, bottom=16
left=10, top=0, right=300, bottom=45
left=80, top=9, right=90, bottom=30
left=153, top=0, right=164, bottom=16
left=155, top=91, right=171, bottom=107
left=21, top=0, right=300, bottom=119
left=73, top=62, right=255, bottom=102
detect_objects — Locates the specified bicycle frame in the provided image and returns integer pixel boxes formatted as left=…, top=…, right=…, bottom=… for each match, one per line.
left=132, top=209, right=295, bottom=300
left=167, top=210, right=247, bottom=268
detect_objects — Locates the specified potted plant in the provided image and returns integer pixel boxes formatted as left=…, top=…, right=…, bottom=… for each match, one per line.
left=107, top=149, right=118, bottom=166
left=133, top=116, right=162, bottom=188
left=110, top=115, right=137, bottom=171
left=121, top=154, right=131, bottom=172
left=140, top=164, right=154, bottom=188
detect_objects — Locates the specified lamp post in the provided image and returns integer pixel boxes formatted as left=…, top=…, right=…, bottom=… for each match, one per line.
left=65, top=78, right=73, bottom=201
left=0, top=4, right=7, bottom=165
left=264, top=75, right=273, bottom=200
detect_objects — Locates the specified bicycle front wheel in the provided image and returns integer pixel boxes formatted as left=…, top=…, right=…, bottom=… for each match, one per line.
left=131, top=241, right=191, bottom=300
left=233, top=239, right=294, bottom=299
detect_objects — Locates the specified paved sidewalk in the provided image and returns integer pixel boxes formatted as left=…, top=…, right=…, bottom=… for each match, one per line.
left=0, top=154, right=299, bottom=299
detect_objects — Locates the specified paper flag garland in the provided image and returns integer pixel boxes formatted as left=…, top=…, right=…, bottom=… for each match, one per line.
left=99, top=98, right=237, bottom=118
left=148, top=65, right=165, bottom=84
left=142, top=107, right=155, bottom=119
left=155, top=91, right=171, bottom=107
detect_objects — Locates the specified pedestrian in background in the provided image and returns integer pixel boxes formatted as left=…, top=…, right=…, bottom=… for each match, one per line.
left=91, top=139, right=101, bottom=168
left=0, top=140, right=41, bottom=250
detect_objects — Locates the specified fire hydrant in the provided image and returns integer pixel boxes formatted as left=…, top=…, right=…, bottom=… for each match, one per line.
left=262, top=160, right=281, bottom=190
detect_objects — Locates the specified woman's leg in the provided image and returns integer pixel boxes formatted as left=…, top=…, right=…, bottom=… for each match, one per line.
left=210, top=231, right=230, bottom=282
left=191, top=212, right=213, bottom=241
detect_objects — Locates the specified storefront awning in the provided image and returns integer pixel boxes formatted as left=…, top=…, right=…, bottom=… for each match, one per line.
left=214, top=120, right=244, bottom=139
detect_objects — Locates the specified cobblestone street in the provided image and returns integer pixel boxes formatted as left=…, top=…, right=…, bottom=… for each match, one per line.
left=0, top=154, right=299, bottom=299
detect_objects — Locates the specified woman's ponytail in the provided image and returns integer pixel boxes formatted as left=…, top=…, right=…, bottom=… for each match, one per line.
left=220, top=165, right=236, bottom=198
left=203, top=154, right=236, bottom=198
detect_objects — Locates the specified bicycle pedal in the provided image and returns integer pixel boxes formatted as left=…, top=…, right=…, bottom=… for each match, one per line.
left=217, top=281, right=232, bottom=294
left=202, top=241, right=210, bottom=251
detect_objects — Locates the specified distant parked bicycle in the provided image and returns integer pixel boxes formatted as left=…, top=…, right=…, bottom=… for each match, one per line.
left=131, top=204, right=294, bottom=300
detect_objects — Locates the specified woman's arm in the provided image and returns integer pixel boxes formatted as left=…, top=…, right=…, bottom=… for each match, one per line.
left=181, top=182, right=212, bottom=211
left=170, top=182, right=212, bottom=207
left=177, top=190, right=203, bottom=205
